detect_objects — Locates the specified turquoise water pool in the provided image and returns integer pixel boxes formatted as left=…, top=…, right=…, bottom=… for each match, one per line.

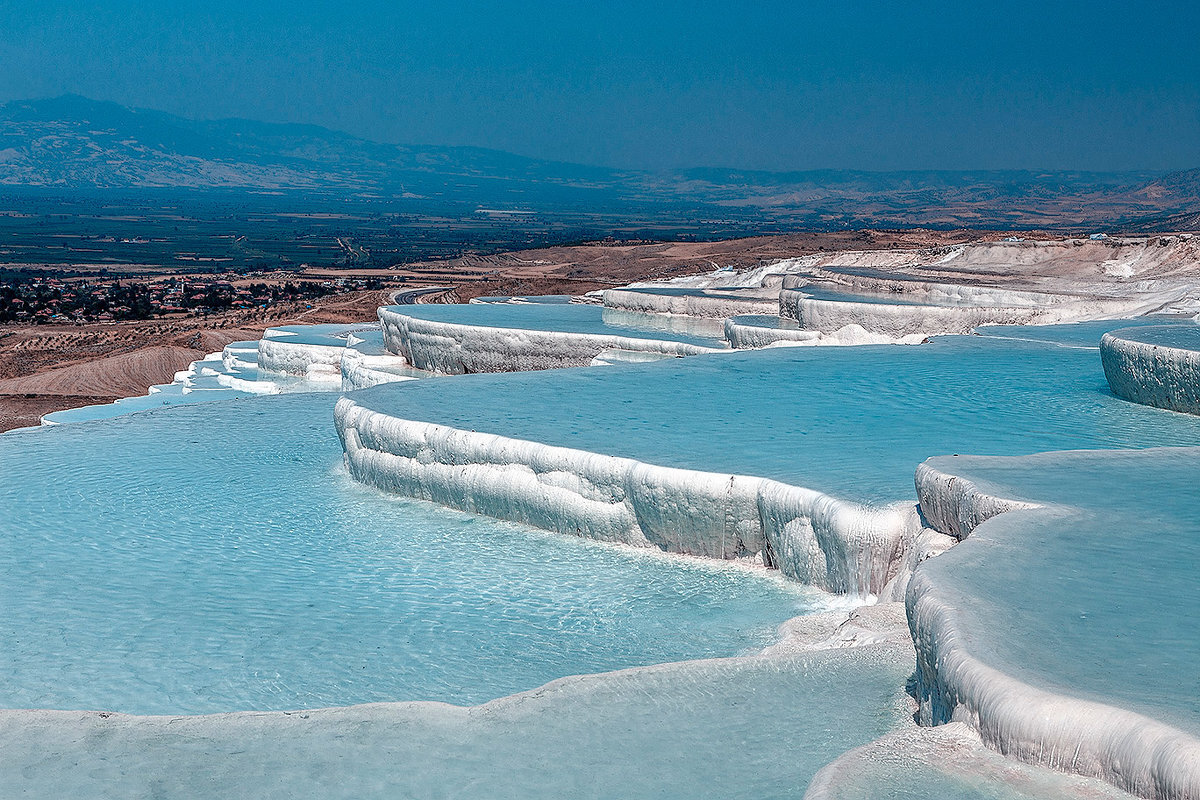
left=728, top=313, right=807, bottom=330
left=0, top=646, right=912, bottom=799
left=919, top=447, right=1200, bottom=738
left=5, top=312, right=1198, bottom=797
left=976, top=316, right=1195, bottom=348
left=1106, top=322, right=1200, bottom=350
left=797, top=283, right=1001, bottom=307
left=40, top=381, right=247, bottom=425
left=0, top=393, right=813, bottom=715
left=350, top=322, right=1200, bottom=504
left=263, top=323, right=378, bottom=347
left=384, top=302, right=728, bottom=348
left=614, top=285, right=765, bottom=299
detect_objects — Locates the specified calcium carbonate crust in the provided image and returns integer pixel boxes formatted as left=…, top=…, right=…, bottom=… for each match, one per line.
left=798, top=272, right=1062, bottom=307
left=777, top=275, right=1152, bottom=337
left=1101, top=329, right=1200, bottom=416
left=601, top=287, right=779, bottom=319
left=912, top=462, right=1040, bottom=540
left=220, top=341, right=260, bottom=372
left=379, top=306, right=721, bottom=374
left=909, top=461, right=1200, bottom=800
left=257, top=337, right=347, bottom=378
left=339, top=348, right=419, bottom=391
left=334, top=395, right=953, bottom=599
left=803, top=719, right=1142, bottom=800
left=724, top=318, right=930, bottom=349
left=723, top=317, right=821, bottom=349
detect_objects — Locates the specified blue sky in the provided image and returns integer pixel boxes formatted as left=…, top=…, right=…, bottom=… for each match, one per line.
left=1, top=0, right=1197, bottom=171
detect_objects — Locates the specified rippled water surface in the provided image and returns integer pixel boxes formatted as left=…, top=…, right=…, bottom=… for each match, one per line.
left=0, top=647, right=913, bottom=800
left=386, top=302, right=728, bottom=347
left=1105, top=322, right=1200, bottom=350
left=355, top=322, right=1200, bottom=502
left=921, top=448, right=1200, bottom=736
left=976, top=316, right=1195, bottom=348
left=0, top=394, right=812, bottom=715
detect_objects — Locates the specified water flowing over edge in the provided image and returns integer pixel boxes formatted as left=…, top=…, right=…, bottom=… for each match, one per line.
left=334, top=394, right=953, bottom=601
left=909, top=460, right=1200, bottom=800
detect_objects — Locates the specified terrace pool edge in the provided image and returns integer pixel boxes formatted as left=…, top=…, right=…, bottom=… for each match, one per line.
left=908, top=456, right=1200, bottom=800
left=1101, top=327, right=1200, bottom=416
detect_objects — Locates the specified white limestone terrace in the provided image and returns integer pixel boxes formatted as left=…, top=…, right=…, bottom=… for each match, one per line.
left=1101, top=325, right=1200, bottom=415
left=724, top=314, right=823, bottom=348
left=1, top=592, right=1123, bottom=799
left=256, top=323, right=384, bottom=382
left=339, top=329, right=427, bottom=390
left=236, top=322, right=422, bottom=392
left=596, top=236, right=1199, bottom=342
left=681, top=234, right=1200, bottom=302
left=601, top=284, right=780, bottom=319
left=37, top=359, right=251, bottom=425
left=37, top=325, right=424, bottom=426
left=20, top=307, right=1200, bottom=796
left=724, top=314, right=930, bottom=349
left=910, top=448, right=1200, bottom=800
left=336, top=324, right=1200, bottom=601
left=1, top=384, right=932, bottom=798
left=804, top=718, right=1139, bottom=800
left=378, top=302, right=727, bottom=375
left=469, top=294, right=579, bottom=305
left=38, top=341, right=306, bottom=425
left=605, top=279, right=1095, bottom=347
left=216, top=326, right=422, bottom=394
left=778, top=276, right=1164, bottom=337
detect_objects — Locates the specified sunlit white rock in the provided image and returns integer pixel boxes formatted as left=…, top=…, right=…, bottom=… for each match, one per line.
left=378, top=306, right=721, bottom=374
left=335, top=396, right=951, bottom=598
left=1101, top=326, right=1200, bottom=415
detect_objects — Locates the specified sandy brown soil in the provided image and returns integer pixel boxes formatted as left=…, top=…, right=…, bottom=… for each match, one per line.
left=0, top=289, right=394, bottom=430
left=0, top=395, right=123, bottom=431
left=0, top=346, right=209, bottom=394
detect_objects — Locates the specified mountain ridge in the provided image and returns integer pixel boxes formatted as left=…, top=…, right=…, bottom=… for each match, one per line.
left=1, top=95, right=1196, bottom=230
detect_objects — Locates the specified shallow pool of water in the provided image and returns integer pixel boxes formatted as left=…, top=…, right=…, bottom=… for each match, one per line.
left=0, top=646, right=912, bottom=799
left=0, top=394, right=813, bottom=715
left=385, top=302, right=728, bottom=348
left=1105, top=322, right=1200, bottom=350
left=920, top=447, right=1200, bottom=737
left=352, top=323, right=1200, bottom=503
left=976, top=316, right=1195, bottom=348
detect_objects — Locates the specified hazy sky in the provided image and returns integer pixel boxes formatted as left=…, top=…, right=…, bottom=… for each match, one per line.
left=1, top=0, right=1197, bottom=171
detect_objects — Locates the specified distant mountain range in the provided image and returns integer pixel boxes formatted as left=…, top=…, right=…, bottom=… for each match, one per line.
left=1, top=95, right=1197, bottom=231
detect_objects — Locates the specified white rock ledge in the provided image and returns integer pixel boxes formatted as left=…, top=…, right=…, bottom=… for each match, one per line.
left=339, top=348, right=420, bottom=391
left=1101, top=329, right=1200, bottom=416
left=334, top=396, right=952, bottom=599
left=724, top=317, right=821, bottom=349
left=724, top=317, right=930, bottom=349
left=781, top=292, right=1041, bottom=337
left=602, top=287, right=779, bottom=319
left=800, top=272, right=1063, bottom=307
left=257, top=338, right=347, bottom=378
left=778, top=276, right=1152, bottom=337
left=378, top=306, right=721, bottom=374
left=913, top=462, right=1041, bottom=540
left=909, top=460, right=1200, bottom=800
